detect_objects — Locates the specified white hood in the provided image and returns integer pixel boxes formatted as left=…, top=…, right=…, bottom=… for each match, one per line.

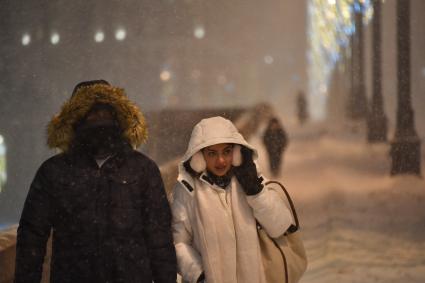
left=178, top=116, right=258, bottom=182
left=182, top=116, right=257, bottom=162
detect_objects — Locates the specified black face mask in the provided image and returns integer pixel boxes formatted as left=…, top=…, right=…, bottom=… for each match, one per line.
left=72, top=123, right=124, bottom=157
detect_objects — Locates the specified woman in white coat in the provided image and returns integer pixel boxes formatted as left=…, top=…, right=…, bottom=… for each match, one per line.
left=171, top=116, right=294, bottom=283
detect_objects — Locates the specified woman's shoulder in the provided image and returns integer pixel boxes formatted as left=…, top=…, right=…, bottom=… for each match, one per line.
left=172, top=179, right=195, bottom=202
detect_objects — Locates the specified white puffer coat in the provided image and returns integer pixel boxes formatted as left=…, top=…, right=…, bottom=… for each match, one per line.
left=171, top=116, right=294, bottom=283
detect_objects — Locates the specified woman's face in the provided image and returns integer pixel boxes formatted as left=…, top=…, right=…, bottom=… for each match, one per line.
left=202, top=143, right=233, bottom=176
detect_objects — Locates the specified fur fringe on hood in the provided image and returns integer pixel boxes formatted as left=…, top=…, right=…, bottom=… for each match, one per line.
left=47, top=83, right=148, bottom=152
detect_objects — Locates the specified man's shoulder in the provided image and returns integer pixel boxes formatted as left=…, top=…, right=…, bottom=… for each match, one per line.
left=39, top=153, right=69, bottom=170
left=33, top=153, right=70, bottom=181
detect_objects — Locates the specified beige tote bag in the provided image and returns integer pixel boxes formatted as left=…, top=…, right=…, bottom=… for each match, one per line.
left=258, top=181, right=307, bottom=283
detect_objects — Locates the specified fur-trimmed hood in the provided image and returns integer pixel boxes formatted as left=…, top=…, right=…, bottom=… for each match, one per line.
left=47, top=83, right=148, bottom=152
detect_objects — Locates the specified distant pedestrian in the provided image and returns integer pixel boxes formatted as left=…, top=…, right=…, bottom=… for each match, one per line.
left=14, top=80, right=177, bottom=283
left=263, top=117, right=288, bottom=177
left=296, top=91, right=308, bottom=125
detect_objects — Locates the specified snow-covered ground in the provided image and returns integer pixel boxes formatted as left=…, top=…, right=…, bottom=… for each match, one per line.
left=250, top=120, right=425, bottom=283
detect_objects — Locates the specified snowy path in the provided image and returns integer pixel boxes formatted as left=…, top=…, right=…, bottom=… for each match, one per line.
left=249, top=121, right=425, bottom=283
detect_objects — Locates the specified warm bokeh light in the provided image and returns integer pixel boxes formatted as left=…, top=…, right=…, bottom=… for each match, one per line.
left=194, top=25, right=205, bottom=39
left=94, top=31, right=105, bottom=42
left=264, top=55, right=274, bottom=65
left=115, top=28, right=126, bottom=41
left=21, top=34, right=31, bottom=46
left=160, top=70, right=171, bottom=81
left=50, top=32, right=60, bottom=45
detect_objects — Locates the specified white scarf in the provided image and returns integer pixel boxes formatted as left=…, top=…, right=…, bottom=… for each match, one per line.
left=193, top=177, right=266, bottom=283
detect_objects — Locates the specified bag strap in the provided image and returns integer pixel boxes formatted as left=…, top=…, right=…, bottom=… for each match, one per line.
left=265, top=180, right=300, bottom=234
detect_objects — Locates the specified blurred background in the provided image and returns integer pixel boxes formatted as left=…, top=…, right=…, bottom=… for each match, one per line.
left=0, top=0, right=424, bottom=282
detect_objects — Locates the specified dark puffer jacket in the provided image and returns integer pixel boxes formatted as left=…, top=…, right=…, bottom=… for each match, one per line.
left=14, top=144, right=177, bottom=283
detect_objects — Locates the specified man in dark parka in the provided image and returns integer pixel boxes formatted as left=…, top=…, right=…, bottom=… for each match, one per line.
left=14, top=80, right=177, bottom=283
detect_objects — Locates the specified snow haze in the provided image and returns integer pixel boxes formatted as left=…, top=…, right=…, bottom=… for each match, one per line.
left=250, top=119, right=425, bottom=283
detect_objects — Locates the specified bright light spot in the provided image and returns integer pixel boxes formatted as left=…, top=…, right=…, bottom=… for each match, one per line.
left=191, top=69, right=201, bottom=80
left=50, top=33, right=60, bottom=45
left=217, top=75, right=227, bottom=85
left=94, top=31, right=105, bottom=42
left=319, top=84, right=328, bottom=94
left=194, top=26, right=205, bottom=39
left=115, top=28, right=126, bottom=41
left=327, top=0, right=336, bottom=4
left=160, top=70, right=171, bottom=81
left=21, top=33, right=31, bottom=46
left=0, top=135, right=3, bottom=145
left=264, top=55, right=274, bottom=65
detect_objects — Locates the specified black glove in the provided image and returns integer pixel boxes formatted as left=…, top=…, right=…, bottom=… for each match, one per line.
left=233, top=146, right=264, bottom=195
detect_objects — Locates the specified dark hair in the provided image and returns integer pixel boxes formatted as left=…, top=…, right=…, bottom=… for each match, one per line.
left=183, top=159, right=200, bottom=178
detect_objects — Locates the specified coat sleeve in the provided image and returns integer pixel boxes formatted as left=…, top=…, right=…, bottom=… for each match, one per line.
left=14, top=164, right=53, bottom=283
left=143, top=161, right=177, bottom=283
left=171, top=184, right=203, bottom=283
left=246, top=183, right=294, bottom=238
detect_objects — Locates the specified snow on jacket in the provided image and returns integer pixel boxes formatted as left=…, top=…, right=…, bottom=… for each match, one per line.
left=171, top=116, right=294, bottom=283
